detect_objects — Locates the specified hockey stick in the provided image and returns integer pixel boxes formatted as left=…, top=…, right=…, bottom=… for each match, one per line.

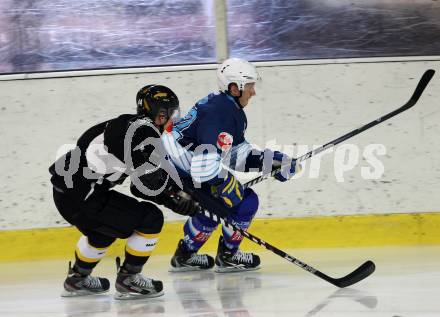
left=243, top=69, right=435, bottom=189
left=176, top=70, right=433, bottom=287
left=177, top=180, right=374, bottom=287
left=198, top=204, right=375, bottom=288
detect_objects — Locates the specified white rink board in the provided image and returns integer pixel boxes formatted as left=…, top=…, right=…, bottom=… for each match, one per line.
left=0, top=60, right=439, bottom=229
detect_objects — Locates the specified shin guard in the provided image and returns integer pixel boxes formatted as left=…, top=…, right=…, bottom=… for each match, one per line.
left=222, top=188, right=259, bottom=252
left=183, top=215, right=218, bottom=252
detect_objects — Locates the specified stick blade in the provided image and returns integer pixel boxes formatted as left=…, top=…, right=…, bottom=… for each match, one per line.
left=410, top=69, right=435, bottom=103
left=333, top=260, right=376, bottom=288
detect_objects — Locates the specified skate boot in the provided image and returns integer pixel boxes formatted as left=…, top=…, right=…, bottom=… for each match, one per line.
left=169, top=239, right=214, bottom=272
left=114, top=257, right=164, bottom=300
left=215, top=236, right=261, bottom=273
left=61, top=261, right=110, bottom=297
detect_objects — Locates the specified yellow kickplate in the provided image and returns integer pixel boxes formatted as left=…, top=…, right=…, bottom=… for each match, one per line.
left=0, top=212, right=439, bottom=262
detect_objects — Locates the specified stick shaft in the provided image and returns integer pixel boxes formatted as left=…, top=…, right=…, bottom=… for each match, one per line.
left=199, top=207, right=374, bottom=288
left=244, top=69, right=435, bottom=189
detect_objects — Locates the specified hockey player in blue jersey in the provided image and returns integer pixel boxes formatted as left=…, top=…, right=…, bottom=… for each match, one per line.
left=162, top=58, right=301, bottom=272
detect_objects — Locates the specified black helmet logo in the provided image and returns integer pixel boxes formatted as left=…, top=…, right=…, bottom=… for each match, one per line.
left=154, top=92, right=168, bottom=99
left=136, top=85, right=179, bottom=119
left=142, top=99, right=151, bottom=112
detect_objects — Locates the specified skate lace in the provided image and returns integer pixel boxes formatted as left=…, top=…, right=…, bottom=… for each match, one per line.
left=232, top=250, right=253, bottom=264
left=131, top=274, right=153, bottom=289
left=83, top=275, right=102, bottom=289
left=187, top=253, right=209, bottom=266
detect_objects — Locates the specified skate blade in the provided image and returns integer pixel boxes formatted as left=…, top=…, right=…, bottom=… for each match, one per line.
left=168, top=266, right=211, bottom=273
left=61, top=289, right=109, bottom=297
left=214, top=265, right=260, bottom=273
left=114, top=290, right=164, bottom=300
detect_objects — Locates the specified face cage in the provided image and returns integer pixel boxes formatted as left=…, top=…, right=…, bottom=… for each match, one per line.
left=156, top=107, right=181, bottom=123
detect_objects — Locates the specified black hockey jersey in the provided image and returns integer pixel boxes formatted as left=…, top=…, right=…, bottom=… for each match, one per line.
left=49, top=114, right=174, bottom=202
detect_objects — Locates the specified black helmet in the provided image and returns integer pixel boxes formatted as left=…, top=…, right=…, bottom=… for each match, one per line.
left=136, top=85, right=179, bottom=119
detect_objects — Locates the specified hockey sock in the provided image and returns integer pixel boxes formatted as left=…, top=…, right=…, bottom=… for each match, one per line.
left=74, top=235, right=109, bottom=274
left=182, top=215, right=218, bottom=252
left=222, top=188, right=259, bottom=252
left=123, top=231, right=159, bottom=271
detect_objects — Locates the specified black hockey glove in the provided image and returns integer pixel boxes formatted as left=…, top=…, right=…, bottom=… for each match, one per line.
left=164, top=190, right=199, bottom=217
left=130, top=180, right=199, bottom=216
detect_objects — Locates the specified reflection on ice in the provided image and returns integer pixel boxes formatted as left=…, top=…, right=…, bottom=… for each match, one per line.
left=305, top=288, right=378, bottom=317
left=0, top=247, right=439, bottom=316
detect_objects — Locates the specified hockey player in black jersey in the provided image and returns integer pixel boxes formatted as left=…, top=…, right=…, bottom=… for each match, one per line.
left=49, top=85, right=197, bottom=299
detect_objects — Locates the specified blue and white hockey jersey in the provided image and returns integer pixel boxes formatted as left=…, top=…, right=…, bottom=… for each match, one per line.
left=162, top=92, right=263, bottom=184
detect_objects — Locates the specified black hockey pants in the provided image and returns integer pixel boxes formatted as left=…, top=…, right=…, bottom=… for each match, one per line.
left=52, top=187, right=164, bottom=248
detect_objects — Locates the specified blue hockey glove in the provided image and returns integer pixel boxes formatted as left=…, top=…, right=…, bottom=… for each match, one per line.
left=211, top=173, right=244, bottom=208
left=272, top=151, right=301, bottom=182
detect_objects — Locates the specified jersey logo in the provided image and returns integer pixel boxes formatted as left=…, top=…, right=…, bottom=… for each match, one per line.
left=217, top=132, right=233, bottom=151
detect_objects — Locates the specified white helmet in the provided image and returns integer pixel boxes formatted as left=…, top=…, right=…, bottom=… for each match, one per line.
left=217, top=58, right=261, bottom=93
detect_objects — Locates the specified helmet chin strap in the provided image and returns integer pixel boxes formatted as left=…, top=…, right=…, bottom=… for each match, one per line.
left=234, top=94, right=244, bottom=108
left=226, top=85, right=244, bottom=108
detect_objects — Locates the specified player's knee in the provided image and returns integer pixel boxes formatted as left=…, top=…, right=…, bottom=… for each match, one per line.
left=87, top=234, right=115, bottom=249
left=191, top=213, right=218, bottom=230
left=245, top=188, right=259, bottom=207
left=136, top=202, right=164, bottom=234
left=235, top=188, right=259, bottom=219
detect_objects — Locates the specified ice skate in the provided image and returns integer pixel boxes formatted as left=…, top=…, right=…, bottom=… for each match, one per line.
left=61, top=261, right=110, bottom=297
left=114, top=257, right=163, bottom=300
left=215, top=236, right=260, bottom=273
left=169, top=239, right=214, bottom=272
